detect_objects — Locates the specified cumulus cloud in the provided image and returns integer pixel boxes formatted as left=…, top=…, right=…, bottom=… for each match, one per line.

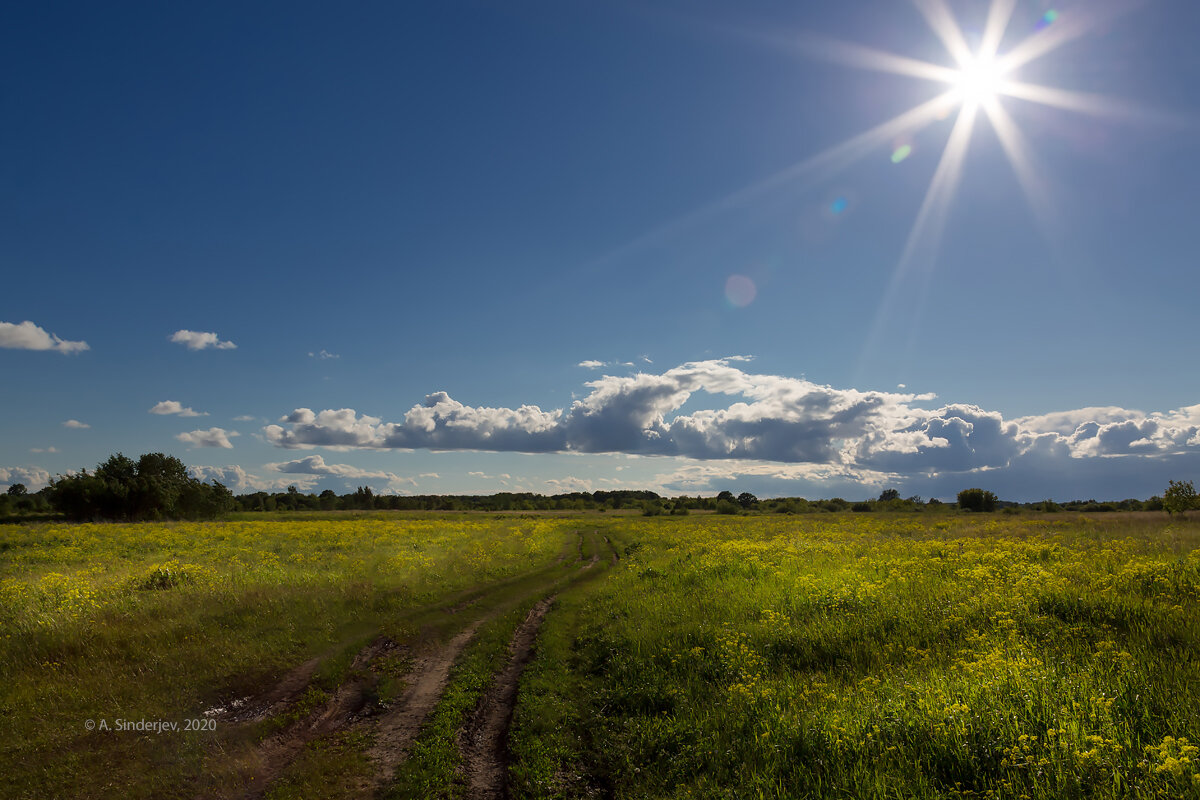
left=259, top=358, right=1200, bottom=499
left=265, top=454, right=413, bottom=486
left=170, top=330, right=236, bottom=351
left=0, top=320, right=89, bottom=354
left=149, top=400, right=207, bottom=417
left=176, top=427, right=238, bottom=448
left=189, top=465, right=316, bottom=493
left=0, top=466, right=52, bottom=491
left=309, top=349, right=339, bottom=360
left=578, top=360, right=605, bottom=369
left=62, top=419, right=89, bottom=429
left=233, top=415, right=257, bottom=422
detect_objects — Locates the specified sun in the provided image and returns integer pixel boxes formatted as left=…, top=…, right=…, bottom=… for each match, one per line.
left=952, top=55, right=1007, bottom=106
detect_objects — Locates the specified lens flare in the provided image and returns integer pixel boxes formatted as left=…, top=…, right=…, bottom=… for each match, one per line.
left=952, top=55, right=1006, bottom=105
left=1036, top=9, right=1059, bottom=30
left=724, top=275, right=757, bottom=308
left=891, top=144, right=913, bottom=163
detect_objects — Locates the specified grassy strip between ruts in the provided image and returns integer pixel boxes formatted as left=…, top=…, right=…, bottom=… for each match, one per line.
left=385, top=600, right=539, bottom=799
left=385, top=534, right=623, bottom=799
left=508, top=564, right=621, bottom=800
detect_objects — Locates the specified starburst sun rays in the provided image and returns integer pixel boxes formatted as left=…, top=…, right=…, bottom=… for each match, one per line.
left=796, top=0, right=1153, bottom=371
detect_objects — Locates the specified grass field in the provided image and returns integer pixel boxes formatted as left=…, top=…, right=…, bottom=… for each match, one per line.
left=2, top=512, right=1199, bottom=798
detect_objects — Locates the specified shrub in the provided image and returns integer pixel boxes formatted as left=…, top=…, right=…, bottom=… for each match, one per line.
left=956, top=488, right=997, bottom=513
left=715, top=500, right=740, bottom=515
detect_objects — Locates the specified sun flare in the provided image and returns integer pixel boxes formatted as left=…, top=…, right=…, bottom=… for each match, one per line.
left=951, top=55, right=1007, bottom=106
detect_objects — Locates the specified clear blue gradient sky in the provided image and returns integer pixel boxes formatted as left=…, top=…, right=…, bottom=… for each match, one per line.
left=3, top=0, right=1199, bottom=501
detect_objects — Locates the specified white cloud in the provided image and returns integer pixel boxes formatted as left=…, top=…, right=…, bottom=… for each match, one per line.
left=233, top=415, right=257, bottom=422
left=62, top=419, right=89, bottom=429
left=1014, top=406, right=1137, bottom=436
left=149, top=400, right=207, bottom=418
left=0, top=467, right=52, bottom=491
left=30, top=447, right=59, bottom=453
left=176, top=427, right=238, bottom=448
left=259, top=358, right=1200, bottom=499
left=265, top=454, right=413, bottom=486
left=542, top=476, right=609, bottom=493
left=578, top=359, right=636, bottom=370
left=309, top=349, right=340, bottom=360
left=170, top=330, right=236, bottom=351
left=0, top=320, right=89, bottom=354
left=189, top=465, right=316, bottom=493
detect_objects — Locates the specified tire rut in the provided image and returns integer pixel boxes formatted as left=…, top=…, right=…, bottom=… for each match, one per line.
left=206, top=529, right=591, bottom=799
left=359, top=616, right=486, bottom=793
left=459, top=596, right=557, bottom=800
left=227, top=636, right=399, bottom=800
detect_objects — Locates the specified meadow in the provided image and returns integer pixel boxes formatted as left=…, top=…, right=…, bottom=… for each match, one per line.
left=1, top=512, right=1198, bottom=798
left=514, top=513, right=1200, bottom=799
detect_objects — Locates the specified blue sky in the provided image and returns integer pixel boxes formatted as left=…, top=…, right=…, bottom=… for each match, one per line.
left=4, top=0, right=1199, bottom=501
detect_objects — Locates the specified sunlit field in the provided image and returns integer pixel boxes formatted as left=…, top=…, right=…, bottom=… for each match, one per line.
left=0, top=515, right=576, bottom=798
left=2, top=512, right=1199, bottom=799
left=514, top=513, right=1200, bottom=800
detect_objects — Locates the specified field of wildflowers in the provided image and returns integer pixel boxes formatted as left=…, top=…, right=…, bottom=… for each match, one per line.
left=4, top=511, right=1199, bottom=798
left=513, top=513, right=1200, bottom=799
left=0, top=514, right=575, bottom=799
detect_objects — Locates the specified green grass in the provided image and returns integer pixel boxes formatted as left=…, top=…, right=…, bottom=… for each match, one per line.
left=511, top=513, right=1200, bottom=799
left=0, top=516, right=575, bottom=799
left=5, top=512, right=1200, bottom=799
left=388, top=600, right=538, bottom=800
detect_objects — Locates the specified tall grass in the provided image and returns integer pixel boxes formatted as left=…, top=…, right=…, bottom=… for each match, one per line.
left=515, top=513, right=1200, bottom=799
left=0, top=516, right=574, bottom=800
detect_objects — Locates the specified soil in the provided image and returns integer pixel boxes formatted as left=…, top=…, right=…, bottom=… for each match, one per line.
left=459, top=597, right=556, bottom=800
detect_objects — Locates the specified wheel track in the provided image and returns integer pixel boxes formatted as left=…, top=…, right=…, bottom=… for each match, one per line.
left=459, top=597, right=556, bottom=800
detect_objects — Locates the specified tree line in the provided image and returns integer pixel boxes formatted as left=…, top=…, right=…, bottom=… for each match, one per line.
left=1, top=453, right=1195, bottom=520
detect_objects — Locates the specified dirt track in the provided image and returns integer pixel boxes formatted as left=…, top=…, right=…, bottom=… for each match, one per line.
left=459, top=597, right=556, bottom=799
left=201, top=531, right=607, bottom=799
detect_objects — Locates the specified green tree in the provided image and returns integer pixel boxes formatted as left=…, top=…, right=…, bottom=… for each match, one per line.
left=878, top=488, right=900, bottom=502
left=737, top=492, right=759, bottom=509
left=957, top=488, right=997, bottom=513
left=49, top=452, right=233, bottom=521
left=1163, top=479, right=1197, bottom=516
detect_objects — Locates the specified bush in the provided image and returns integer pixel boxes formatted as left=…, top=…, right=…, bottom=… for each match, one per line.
left=715, top=500, right=741, bottom=515
left=641, top=502, right=664, bottom=517
left=956, top=488, right=997, bottom=513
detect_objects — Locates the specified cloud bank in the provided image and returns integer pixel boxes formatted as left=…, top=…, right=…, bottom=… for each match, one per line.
left=189, top=465, right=315, bottom=493
left=0, top=467, right=52, bottom=492
left=265, top=455, right=413, bottom=486
left=261, top=358, right=1200, bottom=499
left=170, top=330, right=237, bottom=351
left=0, top=321, right=89, bottom=354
